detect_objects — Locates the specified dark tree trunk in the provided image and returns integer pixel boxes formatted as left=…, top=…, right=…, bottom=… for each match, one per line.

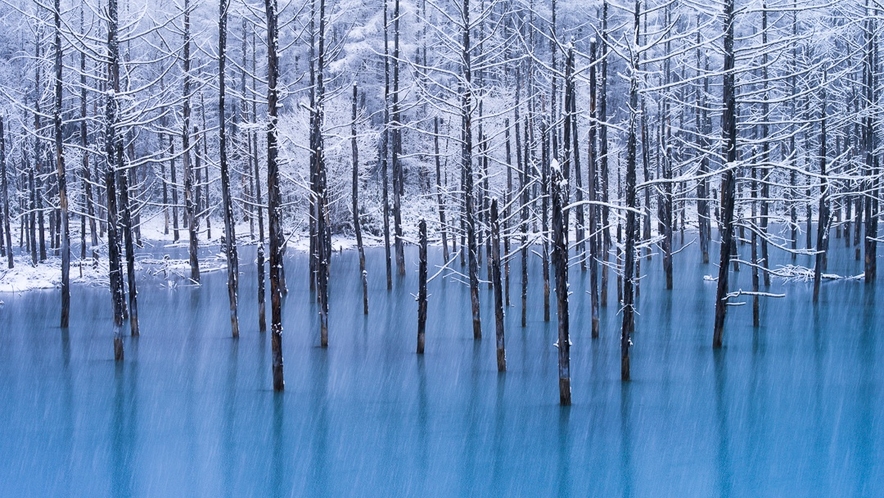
left=53, top=0, right=70, bottom=328
left=382, top=0, right=393, bottom=290
left=183, top=0, right=200, bottom=284
left=392, top=0, right=405, bottom=277
left=106, top=0, right=125, bottom=359
left=434, top=117, right=449, bottom=262
left=588, top=38, right=600, bottom=339
left=266, top=0, right=285, bottom=391
left=813, top=75, right=829, bottom=303
left=599, top=0, right=611, bottom=307
left=541, top=120, right=550, bottom=323
left=622, top=0, right=641, bottom=381
left=417, top=218, right=427, bottom=354
left=2, top=117, right=13, bottom=269
left=552, top=165, right=570, bottom=405
left=491, top=198, right=506, bottom=372
left=219, top=0, right=240, bottom=337
left=520, top=115, right=529, bottom=328
left=314, top=0, right=330, bottom=348
left=352, top=84, right=368, bottom=315
left=713, top=0, right=738, bottom=349
left=462, top=0, right=481, bottom=340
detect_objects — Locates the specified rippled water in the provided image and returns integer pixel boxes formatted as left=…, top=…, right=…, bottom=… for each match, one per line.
left=1, top=233, right=882, bottom=496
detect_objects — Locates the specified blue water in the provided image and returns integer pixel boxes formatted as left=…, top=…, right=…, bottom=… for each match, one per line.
left=1, top=234, right=882, bottom=496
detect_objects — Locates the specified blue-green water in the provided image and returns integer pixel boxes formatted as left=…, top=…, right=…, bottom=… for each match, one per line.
left=1, top=235, right=882, bottom=496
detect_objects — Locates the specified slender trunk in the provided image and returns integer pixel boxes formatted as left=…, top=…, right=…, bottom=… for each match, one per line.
left=520, top=115, right=529, bottom=328
left=491, top=198, right=506, bottom=372
left=813, top=74, right=829, bottom=302
left=713, top=0, right=737, bottom=349
left=183, top=0, right=200, bottom=283
left=552, top=165, right=570, bottom=405
left=392, top=0, right=405, bottom=276
left=588, top=38, right=599, bottom=339
left=266, top=0, right=285, bottom=391
left=53, top=0, right=70, bottom=328
left=434, top=117, right=449, bottom=262
left=219, top=0, right=240, bottom=337
left=622, top=0, right=641, bottom=380
left=0, top=118, right=11, bottom=268
left=106, top=0, right=125, bottom=359
left=382, top=0, right=393, bottom=289
left=417, top=219, right=427, bottom=354
left=462, top=0, right=481, bottom=340
left=352, top=84, right=368, bottom=315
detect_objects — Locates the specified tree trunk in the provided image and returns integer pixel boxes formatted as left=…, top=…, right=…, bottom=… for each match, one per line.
left=382, top=0, right=393, bottom=290
left=106, top=0, right=125, bottom=359
left=462, top=0, right=481, bottom=340
left=1, top=117, right=13, bottom=269
left=53, top=0, right=70, bottom=328
left=491, top=198, right=506, bottom=372
left=417, top=218, right=427, bottom=354
left=183, top=0, right=201, bottom=284
left=434, top=117, right=449, bottom=262
left=266, top=0, right=285, bottom=391
left=352, top=84, right=368, bottom=315
left=813, top=75, right=829, bottom=303
left=219, top=0, right=240, bottom=337
left=713, top=0, right=738, bottom=349
left=588, top=38, right=600, bottom=339
left=622, top=0, right=641, bottom=381
left=392, top=0, right=405, bottom=277
left=552, top=164, right=570, bottom=405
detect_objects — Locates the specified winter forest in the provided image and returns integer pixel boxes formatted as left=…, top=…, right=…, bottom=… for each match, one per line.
left=0, top=0, right=884, bottom=490
left=0, top=0, right=883, bottom=492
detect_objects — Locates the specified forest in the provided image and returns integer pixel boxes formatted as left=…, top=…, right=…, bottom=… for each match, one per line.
left=0, top=0, right=881, bottom=405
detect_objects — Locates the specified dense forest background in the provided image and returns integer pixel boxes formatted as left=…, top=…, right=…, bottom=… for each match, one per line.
left=0, top=0, right=881, bottom=390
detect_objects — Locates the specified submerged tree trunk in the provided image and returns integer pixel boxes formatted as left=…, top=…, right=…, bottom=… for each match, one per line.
left=713, top=0, right=738, bottom=349
left=552, top=164, right=570, bottom=405
left=266, top=0, right=284, bottom=391
left=0, top=117, right=11, bottom=269
left=219, top=0, right=240, bottom=337
left=813, top=76, right=829, bottom=303
left=417, top=218, right=427, bottom=354
left=352, top=84, right=368, bottom=315
left=391, top=0, right=405, bottom=277
left=462, top=0, right=481, bottom=340
left=183, top=0, right=200, bottom=284
left=52, top=0, right=70, bottom=328
left=491, top=198, right=506, bottom=372
left=106, top=0, right=125, bottom=359
left=434, top=117, right=449, bottom=262
left=588, top=38, right=600, bottom=339
left=621, top=0, right=640, bottom=381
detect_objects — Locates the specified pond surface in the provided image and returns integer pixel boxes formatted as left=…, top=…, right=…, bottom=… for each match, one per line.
left=1, top=233, right=882, bottom=496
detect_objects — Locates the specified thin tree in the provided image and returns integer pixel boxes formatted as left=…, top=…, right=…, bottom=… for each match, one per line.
left=219, top=0, right=240, bottom=337
left=52, top=0, right=70, bottom=328
left=491, top=198, right=506, bottom=372
left=182, top=0, right=200, bottom=283
left=0, top=117, right=11, bottom=269
left=265, top=0, right=284, bottom=391
left=551, top=162, right=570, bottom=405
left=417, top=218, right=427, bottom=354
left=713, top=0, right=738, bottom=349
left=352, top=83, right=368, bottom=315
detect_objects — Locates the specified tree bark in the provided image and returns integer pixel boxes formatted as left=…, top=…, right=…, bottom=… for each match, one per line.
left=53, top=0, right=70, bottom=328
left=713, top=0, right=738, bottom=349
left=219, top=0, right=240, bottom=337
left=417, top=218, right=427, bottom=354
left=491, top=198, right=506, bottom=371
left=552, top=164, right=570, bottom=405
left=352, top=84, right=368, bottom=315
left=183, top=0, right=201, bottom=284
left=266, top=0, right=285, bottom=391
